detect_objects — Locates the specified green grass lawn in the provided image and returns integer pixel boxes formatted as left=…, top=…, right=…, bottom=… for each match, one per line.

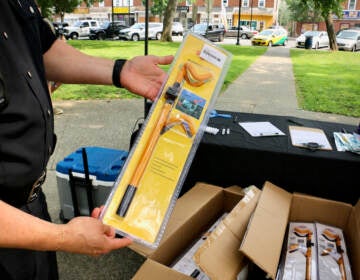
left=290, top=49, right=360, bottom=117
left=52, top=40, right=359, bottom=118
left=51, top=40, right=266, bottom=100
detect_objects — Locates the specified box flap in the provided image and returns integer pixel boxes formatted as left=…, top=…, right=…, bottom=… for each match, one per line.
left=240, top=182, right=292, bottom=279
left=346, top=199, right=360, bottom=280
left=130, top=182, right=227, bottom=262
left=223, top=186, right=246, bottom=212
left=132, top=259, right=193, bottom=280
left=224, top=185, right=244, bottom=196
left=225, top=186, right=261, bottom=240
left=194, top=186, right=261, bottom=280
left=354, top=199, right=360, bottom=234
left=291, top=192, right=353, bottom=228
left=194, top=224, right=248, bottom=280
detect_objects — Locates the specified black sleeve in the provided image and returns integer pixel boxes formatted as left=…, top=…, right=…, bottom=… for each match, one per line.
left=39, top=17, right=57, bottom=54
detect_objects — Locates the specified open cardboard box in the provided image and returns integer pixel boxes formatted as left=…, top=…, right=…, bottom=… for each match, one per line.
left=131, top=182, right=261, bottom=279
left=240, top=181, right=360, bottom=280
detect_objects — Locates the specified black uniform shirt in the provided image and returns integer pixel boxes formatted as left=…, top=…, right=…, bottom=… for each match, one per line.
left=0, top=0, right=57, bottom=206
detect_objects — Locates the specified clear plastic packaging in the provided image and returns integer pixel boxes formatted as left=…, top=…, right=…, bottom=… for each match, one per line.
left=101, top=33, right=232, bottom=248
left=316, top=222, right=353, bottom=280
left=280, top=222, right=318, bottom=280
left=278, top=222, right=353, bottom=280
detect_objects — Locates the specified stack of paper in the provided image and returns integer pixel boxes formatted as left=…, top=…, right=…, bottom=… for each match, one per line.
left=239, top=122, right=285, bottom=137
left=289, top=126, right=332, bottom=150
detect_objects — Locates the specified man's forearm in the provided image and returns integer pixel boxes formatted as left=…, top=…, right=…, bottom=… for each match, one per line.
left=43, top=39, right=114, bottom=86
left=0, top=200, right=63, bottom=251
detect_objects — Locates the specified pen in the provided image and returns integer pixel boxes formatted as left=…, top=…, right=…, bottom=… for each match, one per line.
left=287, top=118, right=303, bottom=126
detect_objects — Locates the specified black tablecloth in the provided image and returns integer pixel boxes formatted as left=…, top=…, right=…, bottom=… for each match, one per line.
left=183, top=112, right=360, bottom=204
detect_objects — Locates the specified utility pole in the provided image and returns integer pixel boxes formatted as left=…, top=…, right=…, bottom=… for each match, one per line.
left=250, top=0, right=253, bottom=30
left=128, top=0, right=131, bottom=26
left=111, top=0, right=114, bottom=22
left=236, top=0, right=242, bottom=45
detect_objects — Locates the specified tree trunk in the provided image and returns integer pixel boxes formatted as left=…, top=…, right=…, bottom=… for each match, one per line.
left=324, top=13, right=338, bottom=51
left=192, top=5, right=198, bottom=24
left=161, top=0, right=177, bottom=42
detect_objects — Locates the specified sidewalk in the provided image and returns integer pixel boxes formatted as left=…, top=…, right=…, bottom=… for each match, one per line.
left=215, top=46, right=358, bottom=125
left=46, top=46, right=358, bottom=280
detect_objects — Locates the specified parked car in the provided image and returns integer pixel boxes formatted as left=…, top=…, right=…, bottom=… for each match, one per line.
left=296, top=31, right=329, bottom=49
left=251, top=28, right=288, bottom=47
left=225, top=26, right=258, bottom=39
left=187, top=23, right=226, bottom=42
left=63, top=20, right=100, bottom=40
left=52, top=22, right=69, bottom=38
left=336, top=29, right=360, bottom=52
left=118, top=22, right=163, bottom=41
left=89, top=21, right=128, bottom=40
left=172, top=22, right=184, bottom=36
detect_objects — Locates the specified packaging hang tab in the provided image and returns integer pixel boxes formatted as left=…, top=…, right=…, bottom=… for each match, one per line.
left=101, top=33, right=233, bottom=248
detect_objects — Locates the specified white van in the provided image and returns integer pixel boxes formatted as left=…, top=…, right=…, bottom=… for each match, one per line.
left=118, top=23, right=163, bottom=41
left=63, top=20, right=100, bottom=40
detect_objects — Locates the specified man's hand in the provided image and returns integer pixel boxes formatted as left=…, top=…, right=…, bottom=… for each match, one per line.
left=120, top=55, right=174, bottom=100
left=58, top=207, right=132, bottom=257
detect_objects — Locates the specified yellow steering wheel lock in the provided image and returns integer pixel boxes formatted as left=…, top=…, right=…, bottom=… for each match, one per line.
left=101, top=32, right=232, bottom=248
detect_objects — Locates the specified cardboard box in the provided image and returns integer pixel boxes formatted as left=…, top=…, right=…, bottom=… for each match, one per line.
left=240, top=181, right=360, bottom=280
left=131, top=182, right=261, bottom=279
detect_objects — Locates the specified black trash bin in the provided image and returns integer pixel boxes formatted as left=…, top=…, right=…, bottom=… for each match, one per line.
left=305, top=36, right=313, bottom=49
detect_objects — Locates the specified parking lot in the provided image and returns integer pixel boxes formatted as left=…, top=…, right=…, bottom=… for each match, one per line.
left=77, top=34, right=316, bottom=50
left=172, top=35, right=300, bottom=49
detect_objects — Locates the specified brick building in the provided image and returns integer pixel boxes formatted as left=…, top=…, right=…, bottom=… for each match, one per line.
left=59, top=0, right=280, bottom=31
left=295, top=0, right=360, bottom=36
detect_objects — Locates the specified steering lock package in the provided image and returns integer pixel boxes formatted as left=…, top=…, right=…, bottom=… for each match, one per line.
left=316, top=222, right=353, bottom=280
left=279, top=222, right=318, bottom=280
left=278, top=222, right=353, bottom=280
left=101, top=33, right=232, bottom=248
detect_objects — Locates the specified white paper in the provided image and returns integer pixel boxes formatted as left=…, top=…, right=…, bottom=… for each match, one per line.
left=238, top=121, right=285, bottom=137
left=289, top=126, right=332, bottom=150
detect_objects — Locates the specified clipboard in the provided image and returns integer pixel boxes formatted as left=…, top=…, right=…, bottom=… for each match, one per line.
left=239, top=121, right=285, bottom=137
left=289, top=126, right=332, bottom=150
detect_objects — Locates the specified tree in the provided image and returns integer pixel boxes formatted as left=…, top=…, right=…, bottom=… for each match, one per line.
left=161, top=0, right=197, bottom=42
left=37, top=0, right=54, bottom=18
left=161, top=0, right=178, bottom=41
left=307, top=0, right=345, bottom=51
left=37, top=0, right=96, bottom=22
left=205, top=0, right=213, bottom=25
left=147, top=0, right=168, bottom=21
left=285, top=0, right=323, bottom=36
left=285, top=0, right=322, bottom=23
left=278, top=1, right=291, bottom=28
left=287, top=0, right=345, bottom=50
left=52, top=0, right=80, bottom=22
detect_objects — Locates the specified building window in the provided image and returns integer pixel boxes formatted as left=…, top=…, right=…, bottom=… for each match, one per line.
left=243, top=0, right=249, bottom=7
left=258, top=0, right=265, bottom=8
left=348, top=0, right=356, bottom=10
